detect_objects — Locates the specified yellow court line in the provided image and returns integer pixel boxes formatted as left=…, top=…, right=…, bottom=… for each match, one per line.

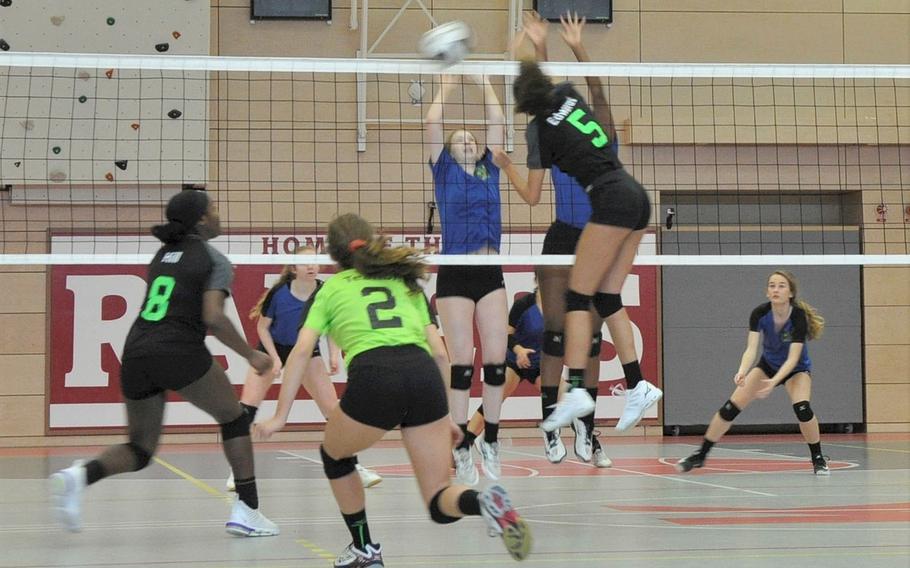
left=296, top=538, right=336, bottom=563
left=152, top=456, right=233, bottom=503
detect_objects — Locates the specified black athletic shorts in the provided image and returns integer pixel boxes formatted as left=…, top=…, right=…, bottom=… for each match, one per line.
left=541, top=220, right=584, bottom=255
left=340, top=345, right=449, bottom=430
left=757, top=357, right=810, bottom=386
left=120, top=349, right=213, bottom=400
left=587, top=169, right=651, bottom=230
left=257, top=341, right=320, bottom=364
left=506, top=360, right=540, bottom=383
left=436, top=265, right=505, bottom=303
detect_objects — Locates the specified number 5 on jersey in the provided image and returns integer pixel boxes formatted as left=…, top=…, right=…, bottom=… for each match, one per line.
left=140, top=275, right=176, bottom=321
left=566, top=108, right=609, bottom=148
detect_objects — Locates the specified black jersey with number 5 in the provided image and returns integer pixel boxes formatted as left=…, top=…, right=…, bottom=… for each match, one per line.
left=525, top=82, right=622, bottom=188
left=123, top=235, right=234, bottom=359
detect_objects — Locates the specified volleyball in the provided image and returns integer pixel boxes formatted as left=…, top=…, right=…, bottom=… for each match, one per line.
left=417, top=21, right=474, bottom=65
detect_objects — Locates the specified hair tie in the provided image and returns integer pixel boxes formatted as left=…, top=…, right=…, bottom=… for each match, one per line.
left=348, top=239, right=368, bottom=252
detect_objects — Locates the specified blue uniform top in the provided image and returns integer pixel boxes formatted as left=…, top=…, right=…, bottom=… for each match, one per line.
left=749, top=302, right=811, bottom=372
left=551, top=137, right=619, bottom=229
left=431, top=147, right=501, bottom=254
left=506, top=292, right=544, bottom=369
left=262, top=280, right=322, bottom=346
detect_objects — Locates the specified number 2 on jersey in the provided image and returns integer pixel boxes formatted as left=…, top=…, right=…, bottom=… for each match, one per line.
left=362, top=287, right=403, bottom=329
left=566, top=108, right=608, bottom=148
left=140, top=275, right=176, bottom=321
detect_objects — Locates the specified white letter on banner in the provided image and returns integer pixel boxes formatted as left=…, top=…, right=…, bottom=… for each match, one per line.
left=65, top=274, right=147, bottom=387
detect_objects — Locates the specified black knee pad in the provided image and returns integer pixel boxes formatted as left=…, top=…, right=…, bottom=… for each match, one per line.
left=565, top=289, right=593, bottom=313
left=593, top=293, right=623, bottom=319
left=220, top=411, right=251, bottom=441
left=126, top=442, right=152, bottom=470
left=718, top=399, right=741, bottom=422
left=542, top=330, right=565, bottom=357
left=320, top=445, right=358, bottom=480
left=450, top=365, right=474, bottom=390
left=793, top=400, right=815, bottom=422
left=428, top=488, right=461, bottom=524
left=589, top=332, right=603, bottom=358
left=482, top=363, right=506, bottom=386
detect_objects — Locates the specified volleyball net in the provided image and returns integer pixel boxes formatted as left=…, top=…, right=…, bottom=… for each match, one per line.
left=1, top=52, right=908, bottom=266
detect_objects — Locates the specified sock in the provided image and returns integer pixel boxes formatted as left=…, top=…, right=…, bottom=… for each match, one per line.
left=234, top=477, right=259, bottom=509
left=342, top=509, right=373, bottom=549
left=457, top=424, right=475, bottom=451
left=483, top=421, right=499, bottom=444
left=582, top=387, right=599, bottom=433
left=808, top=441, right=822, bottom=459
left=622, top=361, right=643, bottom=390
left=698, top=439, right=715, bottom=458
left=456, top=489, right=481, bottom=516
left=240, top=403, right=258, bottom=422
left=84, top=459, right=105, bottom=485
left=568, top=368, right=585, bottom=390
left=541, top=386, right=559, bottom=421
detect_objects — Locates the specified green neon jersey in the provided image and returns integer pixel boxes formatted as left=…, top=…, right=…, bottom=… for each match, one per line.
left=302, top=269, right=433, bottom=363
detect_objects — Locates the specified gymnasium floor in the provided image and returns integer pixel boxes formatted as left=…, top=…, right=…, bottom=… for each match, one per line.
left=2, top=433, right=908, bottom=568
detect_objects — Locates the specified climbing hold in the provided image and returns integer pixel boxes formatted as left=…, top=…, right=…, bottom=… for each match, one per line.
left=50, top=16, right=65, bottom=26
left=155, top=43, right=169, bottom=53
left=172, top=31, right=181, bottom=39
left=105, top=69, right=114, bottom=79
left=19, top=120, right=34, bottom=131
left=105, top=172, right=114, bottom=182
left=49, top=171, right=67, bottom=183
left=0, top=39, right=10, bottom=51
left=0, top=1, right=12, bottom=8
left=77, top=71, right=90, bottom=81
left=106, top=17, right=115, bottom=26
left=130, top=123, right=140, bottom=130
left=52, top=146, right=62, bottom=155
left=13, top=161, right=21, bottom=167
left=78, top=95, right=87, bottom=103
left=167, top=109, right=182, bottom=119
left=114, top=160, right=128, bottom=171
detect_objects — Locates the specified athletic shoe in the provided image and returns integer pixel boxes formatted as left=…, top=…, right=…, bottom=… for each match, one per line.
left=476, top=438, right=502, bottom=481
left=591, top=437, right=613, bottom=468
left=542, top=429, right=567, bottom=464
left=453, top=447, right=479, bottom=486
left=49, top=460, right=86, bottom=532
left=675, top=452, right=706, bottom=473
left=813, top=455, right=830, bottom=476
left=540, top=388, right=595, bottom=432
left=334, top=542, right=383, bottom=567
left=225, top=470, right=235, bottom=492
left=479, top=484, right=532, bottom=561
left=615, top=381, right=663, bottom=432
left=572, top=419, right=593, bottom=462
left=356, top=464, right=383, bottom=488
left=225, top=499, right=280, bottom=537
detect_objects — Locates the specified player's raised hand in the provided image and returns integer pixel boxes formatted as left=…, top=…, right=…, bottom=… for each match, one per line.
left=559, top=11, right=587, bottom=49
left=522, top=11, right=548, bottom=47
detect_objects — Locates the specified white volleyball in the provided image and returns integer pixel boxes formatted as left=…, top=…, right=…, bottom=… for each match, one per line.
left=417, top=21, right=474, bottom=65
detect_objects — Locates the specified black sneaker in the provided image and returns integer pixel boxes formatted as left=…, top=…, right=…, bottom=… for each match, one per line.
left=675, top=452, right=705, bottom=473
left=812, top=455, right=830, bottom=476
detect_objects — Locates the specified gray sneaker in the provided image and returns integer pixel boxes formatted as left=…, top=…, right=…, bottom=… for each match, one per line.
left=334, top=543, right=383, bottom=567
left=479, top=484, right=532, bottom=561
left=476, top=438, right=502, bottom=481
left=572, top=419, right=593, bottom=462
left=453, top=446, right=479, bottom=486
left=49, top=460, right=86, bottom=532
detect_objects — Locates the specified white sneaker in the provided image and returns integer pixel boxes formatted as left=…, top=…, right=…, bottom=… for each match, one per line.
left=540, top=388, right=595, bottom=432
left=615, top=381, right=663, bottom=432
left=479, top=484, right=532, bottom=561
left=225, top=500, right=280, bottom=537
left=572, top=419, right=593, bottom=462
left=542, top=430, right=567, bottom=464
left=225, top=470, right=235, bottom=492
left=452, top=447, right=479, bottom=486
left=356, top=464, right=383, bottom=488
left=49, top=460, right=86, bottom=532
left=592, top=438, right=613, bottom=468
left=476, top=438, right=501, bottom=480
left=334, top=542, right=383, bottom=567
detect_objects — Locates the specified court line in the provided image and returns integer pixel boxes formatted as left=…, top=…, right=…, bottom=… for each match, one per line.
left=152, top=456, right=232, bottom=503
left=825, top=442, right=910, bottom=454
left=279, top=449, right=323, bottom=464
left=295, top=538, right=336, bottom=563
left=501, top=447, right=777, bottom=497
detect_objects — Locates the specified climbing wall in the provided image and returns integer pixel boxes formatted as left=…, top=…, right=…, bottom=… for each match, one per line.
left=0, top=0, right=210, bottom=196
